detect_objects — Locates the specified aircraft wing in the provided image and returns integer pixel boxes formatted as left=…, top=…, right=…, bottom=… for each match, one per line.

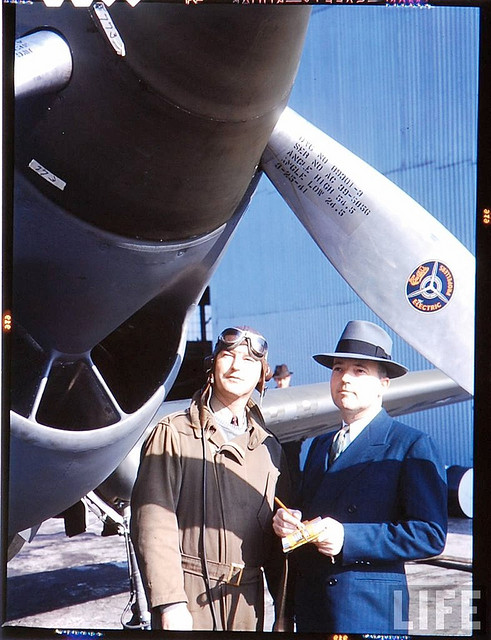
left=263, top=368, right=471, bottom=443
left=94, top=367, right=470, bottom=509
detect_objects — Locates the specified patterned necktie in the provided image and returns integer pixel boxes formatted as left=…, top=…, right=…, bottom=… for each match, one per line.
left=328, top=425, right=350, bottom=466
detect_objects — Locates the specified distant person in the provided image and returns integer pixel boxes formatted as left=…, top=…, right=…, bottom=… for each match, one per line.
left=131, top=327, right=291, bottom=632
left=273, top=320, right=447, bottom=634
left=273, top=363, right=293, bottom=389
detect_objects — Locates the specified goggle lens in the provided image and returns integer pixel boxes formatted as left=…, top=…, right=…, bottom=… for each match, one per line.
left=217, top=328, right=268, bottom=359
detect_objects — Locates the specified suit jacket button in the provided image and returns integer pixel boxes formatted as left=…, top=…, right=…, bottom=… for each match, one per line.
left=347, top=504, right=357, bottom=513
left=327, top=578, right=338, bottom=586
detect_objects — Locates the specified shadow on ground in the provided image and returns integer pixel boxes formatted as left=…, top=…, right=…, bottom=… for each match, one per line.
left=6, top=562, right=129, bottom=620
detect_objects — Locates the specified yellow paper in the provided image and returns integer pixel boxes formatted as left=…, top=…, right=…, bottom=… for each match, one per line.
left=281, top=517, right=325, bottom=553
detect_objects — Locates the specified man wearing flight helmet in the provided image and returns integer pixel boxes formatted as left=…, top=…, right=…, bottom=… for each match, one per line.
left=131, top=327, right=291, bottom=631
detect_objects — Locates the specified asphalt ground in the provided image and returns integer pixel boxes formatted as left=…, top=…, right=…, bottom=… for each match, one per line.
left=4, top=513, right=473, bottom=637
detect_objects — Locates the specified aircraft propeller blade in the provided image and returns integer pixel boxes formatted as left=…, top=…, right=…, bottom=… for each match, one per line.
left=262, top=107, right=475, bottom=395
left=15, top=30, right=72, bottom=98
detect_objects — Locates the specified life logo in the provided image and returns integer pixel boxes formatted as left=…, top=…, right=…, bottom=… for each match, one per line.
left=406, top=261, right=454, bottom=313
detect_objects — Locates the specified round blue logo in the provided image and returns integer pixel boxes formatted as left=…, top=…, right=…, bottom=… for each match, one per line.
left=406, top=261, right=454, bottom=313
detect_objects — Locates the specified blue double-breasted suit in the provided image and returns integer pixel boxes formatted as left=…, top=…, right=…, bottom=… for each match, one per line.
left=292, top=409, right=447, bottom=634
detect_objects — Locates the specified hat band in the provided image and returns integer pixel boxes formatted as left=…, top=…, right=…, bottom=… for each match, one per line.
left=336, top=339, right=391, bottom=361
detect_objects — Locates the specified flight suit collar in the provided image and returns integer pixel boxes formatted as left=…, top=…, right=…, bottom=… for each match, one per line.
left=189, top=391, right=271, bottom=456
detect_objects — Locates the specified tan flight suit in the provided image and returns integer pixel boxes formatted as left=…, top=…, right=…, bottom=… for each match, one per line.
left=130, top=390, right=290, bottom=631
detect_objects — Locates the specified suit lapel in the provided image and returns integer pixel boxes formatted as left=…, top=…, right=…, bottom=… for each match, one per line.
left=301, top=432, right=335, bottom=502
left=331, top=410, right=392, bottom=470
left=307, top=410, right=394, bottom=511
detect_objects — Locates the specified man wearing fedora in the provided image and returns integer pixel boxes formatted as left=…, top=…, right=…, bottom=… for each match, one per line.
left=273, top=364, right=293, bottom=389
left=272, top=320, right=447, bottom=634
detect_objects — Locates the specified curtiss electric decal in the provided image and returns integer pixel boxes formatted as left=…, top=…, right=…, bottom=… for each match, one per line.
left=406, top=261, right=454, bottom=313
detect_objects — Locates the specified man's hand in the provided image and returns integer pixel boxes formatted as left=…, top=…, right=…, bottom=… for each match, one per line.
left=160, top=602, right=193, bottom=630
left=313, top=517, right=344, bottom=557
left=272, top=507, right=303, bottom=538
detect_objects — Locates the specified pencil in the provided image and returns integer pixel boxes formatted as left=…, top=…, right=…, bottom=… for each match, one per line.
left=274, top=496, right=290, bottom=512
left=274, top=496, right=306, bottom=530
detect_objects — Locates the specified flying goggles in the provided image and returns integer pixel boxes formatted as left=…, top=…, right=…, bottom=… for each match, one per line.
left=215, top=327, right=268, bottom=360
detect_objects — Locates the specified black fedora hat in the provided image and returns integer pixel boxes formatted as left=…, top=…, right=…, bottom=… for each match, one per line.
left=313, top=320, right=408, bottom=379
left=273, top=364, right=293, bottom=379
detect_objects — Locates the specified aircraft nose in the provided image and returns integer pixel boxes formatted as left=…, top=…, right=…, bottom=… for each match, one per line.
left=15, top=4, right=311, bottom=242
